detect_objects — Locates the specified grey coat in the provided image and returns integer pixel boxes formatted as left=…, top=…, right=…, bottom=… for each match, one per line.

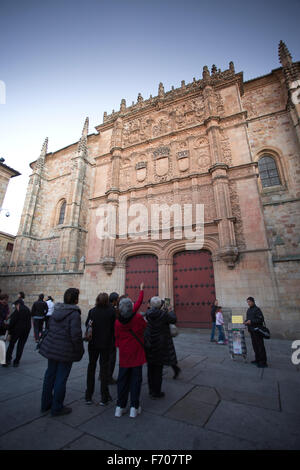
left=39, top=303, right=84, bottom=363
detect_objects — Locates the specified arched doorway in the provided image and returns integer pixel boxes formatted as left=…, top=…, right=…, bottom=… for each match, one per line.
left=173, top=250, right=215, bottom=328
left=125, top=254, right=158, bottom=313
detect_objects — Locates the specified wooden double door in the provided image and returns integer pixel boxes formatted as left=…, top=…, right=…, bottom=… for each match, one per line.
left=125, top=250, right=215, bottom=327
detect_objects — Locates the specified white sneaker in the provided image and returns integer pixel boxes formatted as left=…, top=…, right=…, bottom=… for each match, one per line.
left=129, top=406, right=142, bottom=418
left=115, top=406, right=126, bottom=418
left=217, top=341, right=225, bottom=345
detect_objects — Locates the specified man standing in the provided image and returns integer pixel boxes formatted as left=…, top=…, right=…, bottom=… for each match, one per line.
left=31, top=294, right=48, bottom=342
left=244, top=297, right=268, bottom=368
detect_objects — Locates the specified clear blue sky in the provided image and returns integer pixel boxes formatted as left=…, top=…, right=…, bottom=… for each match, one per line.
left=0, top=0, right=299, bottom=234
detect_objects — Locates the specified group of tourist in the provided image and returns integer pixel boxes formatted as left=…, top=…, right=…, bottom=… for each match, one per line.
left=0, top=286, right=268, bottom=419
left=0, top=285, right=181, bottom=419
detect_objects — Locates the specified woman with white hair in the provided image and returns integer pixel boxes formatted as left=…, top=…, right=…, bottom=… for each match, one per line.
left=144, top=297, right=177, bottom=399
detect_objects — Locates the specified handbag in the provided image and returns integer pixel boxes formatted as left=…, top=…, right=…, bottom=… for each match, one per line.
left=169, top=324, right=178, bottom=338
left=254, top=322, right=271, bottom=339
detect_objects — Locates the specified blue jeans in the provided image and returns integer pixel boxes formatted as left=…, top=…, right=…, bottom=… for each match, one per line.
left=117, top=366, right=143, bottom=408
left=41, top=359, right=73, bottom=414
left=217, top=325, right=225, bottom=342
left=210, top=322, right=216, bottom=341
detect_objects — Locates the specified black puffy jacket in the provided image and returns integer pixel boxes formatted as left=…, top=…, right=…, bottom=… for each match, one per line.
left=39, top=303, right=84, bottom=363
left=144, top=307, right=177, bottom=366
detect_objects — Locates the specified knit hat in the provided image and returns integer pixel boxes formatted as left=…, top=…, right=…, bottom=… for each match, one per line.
left=150, top=296, right=162, bottom=309
left=118, top=298, right=133, bottom=318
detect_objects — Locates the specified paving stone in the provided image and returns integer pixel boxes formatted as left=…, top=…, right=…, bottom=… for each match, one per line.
left=62, top=433, right=123, bottom=450
left=278, top=379, right=300, bottom=415
left=78, top=407, right=258, bottom=450
left=165, top=386, right=219, bottom=426
left=140, top=380, right=194, bottom=415
left=0, top=373, right=42, bottom=402
left=205, top=400, right=300, bottom=450
left=0, top=417, right=82, bottom=450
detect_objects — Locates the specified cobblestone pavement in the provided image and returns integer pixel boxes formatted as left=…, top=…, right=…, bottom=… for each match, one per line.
left=0, top=329, right=300, bottom=450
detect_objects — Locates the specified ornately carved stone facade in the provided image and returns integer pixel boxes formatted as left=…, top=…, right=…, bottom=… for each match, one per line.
left=1, top=42, right=300, bottom=338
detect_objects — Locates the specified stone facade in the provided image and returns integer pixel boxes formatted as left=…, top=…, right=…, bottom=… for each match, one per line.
left=1, top=42, right=300, bottom=338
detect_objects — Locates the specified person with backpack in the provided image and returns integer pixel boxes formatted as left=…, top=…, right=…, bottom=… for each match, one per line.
left=3, top=299, right=31, bottom=367
left=39, top=288, right=84, bottom=416
left=85, top=293, right=116, bottom=406
left=31, top=294, right=48, bottom=342
left=114, top=297, right=147, bottom=418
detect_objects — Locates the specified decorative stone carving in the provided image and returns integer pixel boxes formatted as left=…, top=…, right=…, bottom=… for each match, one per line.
left=177, top=150, right=190, bottom=172
left=136, top=161, right=147, bottom=182
left=102, top=257, right=116, bottom=275
left=153, top=146, right=171, bottom=180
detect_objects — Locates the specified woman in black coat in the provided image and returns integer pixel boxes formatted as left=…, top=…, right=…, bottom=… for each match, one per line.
left=85, top=293, right=116, bottom=406
left=40, top=288, right=84, bottom=417
left=144, top=297, right=178, bottom=398
left=4, top=299, right=31, bottom=367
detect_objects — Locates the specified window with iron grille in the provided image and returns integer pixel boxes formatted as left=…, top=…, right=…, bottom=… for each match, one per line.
left=258, top=155, right=281, bottom=188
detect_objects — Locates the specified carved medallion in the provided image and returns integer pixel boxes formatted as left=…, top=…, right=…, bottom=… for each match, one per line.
left=136, top=161, right=147, bottom=182
left=177, top=150, right=190, bottom=172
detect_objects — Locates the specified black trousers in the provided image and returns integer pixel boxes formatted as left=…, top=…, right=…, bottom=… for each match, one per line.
left=109, top=343, right=116, bottom=379
left=250, top=330, right=267, bottom=365
left=86, top=346, right=110, bottom=401
left=147, top=363, right=163, bottom=396
left=6, top=330, right=30, bottom=364
left=117, top=366, right=143, bottom=408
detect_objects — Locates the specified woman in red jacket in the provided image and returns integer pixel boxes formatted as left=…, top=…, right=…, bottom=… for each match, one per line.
left=114, top=297, right=147, bottom=418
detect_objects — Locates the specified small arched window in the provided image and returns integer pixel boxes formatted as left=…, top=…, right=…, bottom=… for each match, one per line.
left=58, top=201, right=66, bottom=225
left=258, top=155, right=281, bottom=188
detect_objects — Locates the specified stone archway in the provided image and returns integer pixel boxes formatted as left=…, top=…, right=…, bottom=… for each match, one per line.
left=173, top=250, right=216, bottom=328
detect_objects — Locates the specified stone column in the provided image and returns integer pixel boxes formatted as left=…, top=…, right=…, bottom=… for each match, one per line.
left=210, top=163, right=238, bottom=268
left=59, top=118, right=89, bottom=271
left=202, top=67, right=238, bottom=268
left=101, top=118, right=123, bottom=274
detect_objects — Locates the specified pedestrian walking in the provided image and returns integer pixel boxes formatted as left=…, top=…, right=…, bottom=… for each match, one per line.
left=114, top=297, right=147, bottom=418
left=244, top=297, right=268, bottom=368
left=31, top=294, right=48, bottom=342
left=45, top=296, right=55, bottom=329
left=210, top=299, right=218, bottom=342
left=3, top=299, right=31, bottom=367
left=85, top=293, right=116, bottom=405
left=216, top=306, right=226, bottom=344
left=144, top=297, right=177, bottom=399
left=40, top=288, right=84, bottom=416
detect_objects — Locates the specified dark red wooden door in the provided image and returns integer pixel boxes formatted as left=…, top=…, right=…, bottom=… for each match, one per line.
left=125, top=254, right=158, bottom=314
left=173, top=250, right=215, bottom=328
